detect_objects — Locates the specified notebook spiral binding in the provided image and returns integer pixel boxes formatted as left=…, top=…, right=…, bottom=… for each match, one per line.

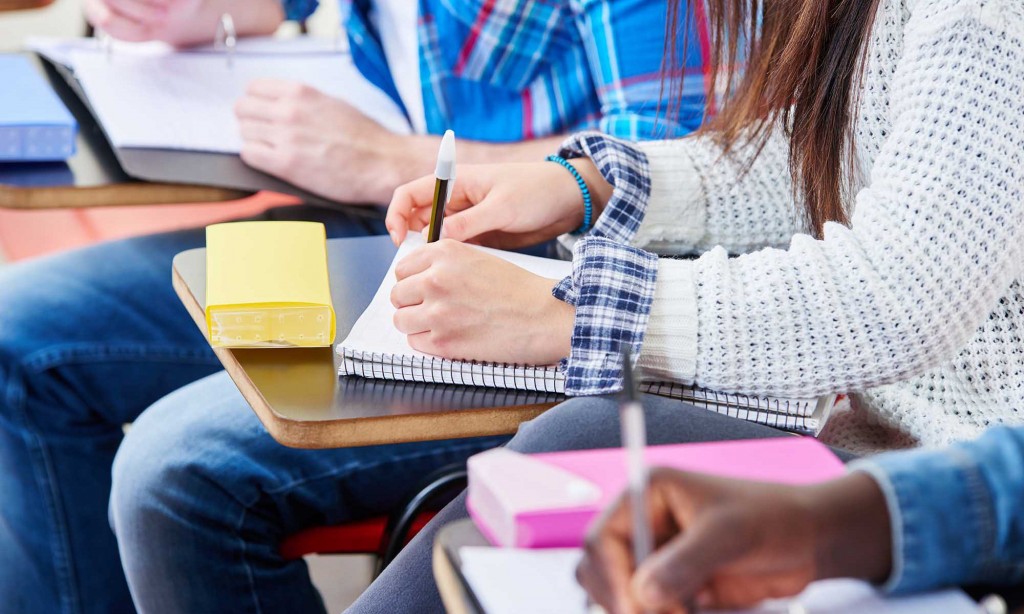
left=344, top=349, right=563, bottom=393
left=339, top=376, right=563, bottom=410
left=339, top=349, right=835, bottom=436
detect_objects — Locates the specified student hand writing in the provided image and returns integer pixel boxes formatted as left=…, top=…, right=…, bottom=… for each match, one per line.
left=390, top=240, right=574, bottom=365
left=235, top=80, right=429, bottom=204
left=386, top=160, right=613, bottom=250
left=577, top=469, right=893, bottom=614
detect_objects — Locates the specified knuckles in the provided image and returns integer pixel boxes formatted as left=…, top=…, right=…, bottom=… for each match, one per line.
left=392, top=310, right=407, bottom=333
left=422, top=270, right=447, bottom=294
left=582, top=529, right=605, bottom=560
left=282, top=82, right=315, bottom=101
left=278, top=104, right=304, bottom=126
left=273, top=151, right=299, bottom=174
left=443, top=215, right=467, bottom=238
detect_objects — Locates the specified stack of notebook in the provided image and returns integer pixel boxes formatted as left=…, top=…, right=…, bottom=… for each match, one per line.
left=0, top=55, right=76, bottom=162
left=337, top=236, right=836, bottom=434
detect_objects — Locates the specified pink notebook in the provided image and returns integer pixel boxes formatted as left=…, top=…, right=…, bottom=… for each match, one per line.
left=467, top=438, right=844, bottom=548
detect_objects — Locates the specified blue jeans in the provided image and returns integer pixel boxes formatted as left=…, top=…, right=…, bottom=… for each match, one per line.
left=109, top=371, right=507, bottom=613
left=0, top=205, right=505, bottom=613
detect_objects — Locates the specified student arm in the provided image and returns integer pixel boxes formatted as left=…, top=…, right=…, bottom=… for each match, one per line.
left=579, top=426, right=1024, bottom=612
left=556, top=4, right=1024, bottom=397
left=235, top=78, right=568, bottom=205
left=852, top=426, right=1024, bottom=594
left=569, top=0, right=707, bottom=140
left=562, top=127, right=804, bottom=257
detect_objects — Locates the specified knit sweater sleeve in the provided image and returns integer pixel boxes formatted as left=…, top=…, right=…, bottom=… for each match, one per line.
left=639, top=0, right=1024, bottom=397
left=559, top=127, right=803, bottom=256
left=631, top=128, right=804, bottom=255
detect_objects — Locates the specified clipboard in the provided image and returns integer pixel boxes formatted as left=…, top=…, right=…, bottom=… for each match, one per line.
left=33, top=48, right=384, bottom=218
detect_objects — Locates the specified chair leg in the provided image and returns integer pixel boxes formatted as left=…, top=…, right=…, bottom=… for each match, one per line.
left=375, top=464, right=468, bottom=576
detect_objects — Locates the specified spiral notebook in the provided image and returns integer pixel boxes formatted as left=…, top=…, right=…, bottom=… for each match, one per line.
left=337, top=236, right=835, bottom=434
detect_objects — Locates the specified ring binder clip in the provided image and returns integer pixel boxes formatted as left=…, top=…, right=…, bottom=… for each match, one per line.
left=215, top=13, right=237, bottom=69
left=97, top=30, right=113, bottom=63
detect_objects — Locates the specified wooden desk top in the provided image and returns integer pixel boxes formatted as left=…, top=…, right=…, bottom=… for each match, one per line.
left=0, top=53, right=249, bottom=209
left=172, top=236, right=560, bottom=449
left=434, top=520, right=488, bottom=614
left=0, top=0, right=54, bottom=10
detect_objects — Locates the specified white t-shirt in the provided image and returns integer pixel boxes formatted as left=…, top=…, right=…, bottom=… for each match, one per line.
left=370, top=0, right=426, bottom=134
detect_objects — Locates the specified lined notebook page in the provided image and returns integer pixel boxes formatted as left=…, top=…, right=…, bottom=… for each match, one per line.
left=337, top=237, right=834, bottom=433
left=66, top=45, right=409, bottom=153
left=458, top=547, right=978, bottom=614
left=338, top=235, right=572, bottom=392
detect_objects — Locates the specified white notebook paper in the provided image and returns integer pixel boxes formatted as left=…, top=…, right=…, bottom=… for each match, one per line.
left=458, top=547, right=978, bottom=614
left=336, top=236, right=836, bottom=434
left=39, top=37, right=409, bottom=153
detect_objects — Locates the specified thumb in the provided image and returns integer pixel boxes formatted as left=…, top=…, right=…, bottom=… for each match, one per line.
left=631, top=514, right=744, bottom=610
left=439, top=198, right=505, bottom=242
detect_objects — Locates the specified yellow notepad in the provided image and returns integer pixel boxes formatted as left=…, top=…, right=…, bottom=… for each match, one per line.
left=205, top=221, right=336, bottom=348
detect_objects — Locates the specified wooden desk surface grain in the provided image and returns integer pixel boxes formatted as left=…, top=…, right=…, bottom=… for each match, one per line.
left=0, top=0, right=54, bottom=10
left=0, top=52, right=249, bottom=209
left=172, top=236, right=560, bottom=449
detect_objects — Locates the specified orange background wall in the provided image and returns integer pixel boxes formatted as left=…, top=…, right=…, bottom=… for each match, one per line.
left=0, top=192, right=299, bottom=261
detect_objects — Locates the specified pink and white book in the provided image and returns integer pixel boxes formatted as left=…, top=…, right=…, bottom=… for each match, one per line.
left=467, top=437, right=845, bottom=548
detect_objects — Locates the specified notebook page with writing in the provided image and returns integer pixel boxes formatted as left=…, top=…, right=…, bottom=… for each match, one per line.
left=458, top=547, right=977, bottom=614
left=338, top=235, right=571, bottom=392
left=66, top=46, right=409, bottom=153
left=337, top=236, right=835, bottom=433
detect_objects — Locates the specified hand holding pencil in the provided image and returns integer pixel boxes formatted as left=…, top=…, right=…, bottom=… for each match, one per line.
left=385, top=160, right=609, bottom=250
left=577, top=467, right=892, bottom=614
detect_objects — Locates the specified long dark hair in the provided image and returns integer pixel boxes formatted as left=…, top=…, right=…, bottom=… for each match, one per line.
left=665, top=0, right=882, bottom=237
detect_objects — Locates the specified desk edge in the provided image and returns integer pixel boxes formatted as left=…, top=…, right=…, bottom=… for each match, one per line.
left=0, top=182, right=251, bottom=209
left=172, top=252, right=555, bottom=449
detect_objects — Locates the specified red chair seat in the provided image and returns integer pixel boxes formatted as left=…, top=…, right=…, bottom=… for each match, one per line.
left=280, top=513, right=438, bottom=560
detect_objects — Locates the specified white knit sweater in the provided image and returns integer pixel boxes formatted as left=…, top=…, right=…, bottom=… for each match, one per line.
left=631, top=0, right=1024, bottom=451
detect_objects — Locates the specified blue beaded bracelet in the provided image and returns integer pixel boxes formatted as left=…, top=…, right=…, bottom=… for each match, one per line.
left=546, top=155, right=593, bottom=235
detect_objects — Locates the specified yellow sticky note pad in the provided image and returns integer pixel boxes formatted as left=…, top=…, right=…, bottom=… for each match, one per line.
left=205, top=221, right=336, bottom=348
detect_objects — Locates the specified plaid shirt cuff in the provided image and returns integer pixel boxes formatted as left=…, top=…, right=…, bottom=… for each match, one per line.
left=559, top=132, right=652, bottom=244
left=552, top=236, right=659, bottom=395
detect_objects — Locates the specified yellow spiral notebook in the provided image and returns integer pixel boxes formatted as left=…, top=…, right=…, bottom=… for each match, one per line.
left=205, top=221, right=335, bottom=348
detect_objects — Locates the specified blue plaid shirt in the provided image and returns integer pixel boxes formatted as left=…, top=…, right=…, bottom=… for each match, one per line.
left=283, top=0, right=709, bottom=141
left=554, top=132, right=659, bottom=395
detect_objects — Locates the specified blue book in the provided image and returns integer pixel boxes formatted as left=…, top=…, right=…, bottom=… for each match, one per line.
left=0, top=55, right=77, bottom=162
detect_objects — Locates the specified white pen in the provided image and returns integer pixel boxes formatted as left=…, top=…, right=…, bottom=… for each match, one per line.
left=427, top=130, right=456, bottom=243
left=620, top=350, right=652, bottom=572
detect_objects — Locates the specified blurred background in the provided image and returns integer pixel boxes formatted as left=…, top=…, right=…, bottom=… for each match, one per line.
left=0, top=3, right=372, bottom=609
left=0, top=0, right=337, bottom=265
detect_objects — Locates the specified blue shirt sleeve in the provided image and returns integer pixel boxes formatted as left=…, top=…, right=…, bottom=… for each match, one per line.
left=851, top=426, right=1024, bottom=594
left=569, top=0, right=707, bottom=139
left=281, top=0, right=320, bottom=23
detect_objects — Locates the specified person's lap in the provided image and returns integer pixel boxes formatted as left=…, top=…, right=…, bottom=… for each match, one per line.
left=110, top=370, right=509, bottom=614
left=345, top=394, right=855, bottom=614
left=0, top=200, right=847, bottom=614
left=0, top=204, right=384, bottom=614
